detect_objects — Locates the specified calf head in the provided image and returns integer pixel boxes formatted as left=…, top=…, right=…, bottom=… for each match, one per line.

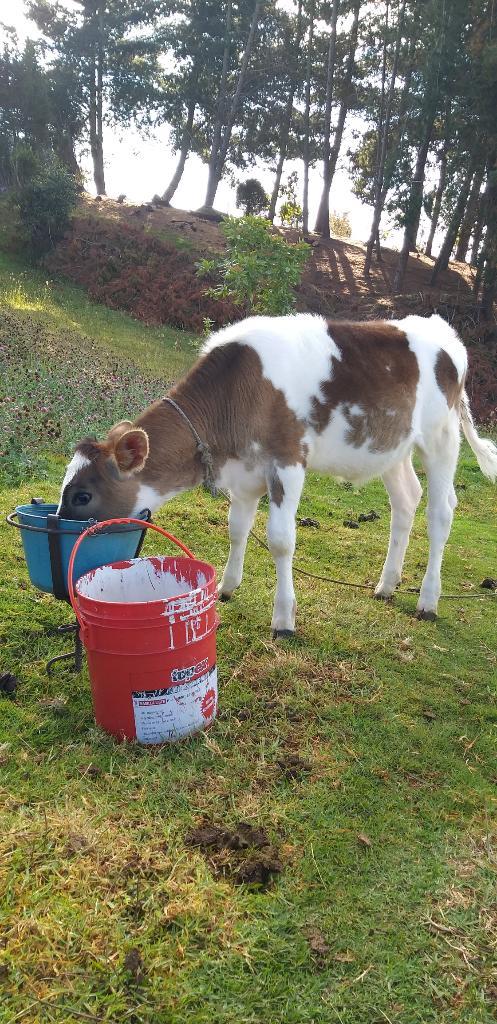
left=58, top=421, right=149, bottom=520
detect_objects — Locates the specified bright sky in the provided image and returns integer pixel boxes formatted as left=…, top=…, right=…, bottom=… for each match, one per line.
left=1, top=0, right=432, bottom=250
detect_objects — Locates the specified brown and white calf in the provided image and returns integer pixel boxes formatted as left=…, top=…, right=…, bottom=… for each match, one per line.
left=59, top=313, right=497, bottom=634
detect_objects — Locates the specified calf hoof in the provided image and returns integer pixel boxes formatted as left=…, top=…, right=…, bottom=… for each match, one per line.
left=272, top=629, right=296, bottom=640
left=373, top=591, right=393, bottom=603
left=416, top=609, right=437, bottom=622
left=219, top=593, right=231, bottom=603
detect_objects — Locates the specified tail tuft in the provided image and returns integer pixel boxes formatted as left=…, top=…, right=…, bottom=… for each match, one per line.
left=460, top=392, right=497, bottom=482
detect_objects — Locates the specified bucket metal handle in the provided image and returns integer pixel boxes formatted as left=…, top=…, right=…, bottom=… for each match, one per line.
left=67, top=518, right=195, bottom=632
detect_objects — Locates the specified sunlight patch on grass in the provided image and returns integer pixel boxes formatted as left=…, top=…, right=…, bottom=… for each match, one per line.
left=0, top=253, right=198, bottom=484
left=0, top=252, right=197, bottom=380
left=1, top=277, right=53, bottom=313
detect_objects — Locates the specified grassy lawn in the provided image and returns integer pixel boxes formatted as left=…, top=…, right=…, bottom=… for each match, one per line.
left=1, top=256, right=497, bottom=1023
left=0, top=251, right=196, bottom=484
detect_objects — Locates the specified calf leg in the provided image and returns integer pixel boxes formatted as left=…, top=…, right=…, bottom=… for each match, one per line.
left=417, top=420, right=460, bottom=619
left=266, top=463, right=305, bottom=636
left=375, top=457, right=422, bottom=599
left=219, top=493, right=260, bottom=599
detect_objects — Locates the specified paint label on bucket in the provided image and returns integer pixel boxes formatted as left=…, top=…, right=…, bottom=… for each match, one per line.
left=132, top=666, right=217, bottom=744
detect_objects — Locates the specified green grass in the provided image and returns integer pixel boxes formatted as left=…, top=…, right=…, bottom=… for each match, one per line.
left=0, top=250, right=197, bottom=379
left=1, top=255, right=497, bottom=1023
left=0, top=251, right=197, bottom=484
left=143, top=222, right=196, bottom=254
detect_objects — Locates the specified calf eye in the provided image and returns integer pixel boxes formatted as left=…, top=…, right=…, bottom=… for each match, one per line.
left=72, top=491, right=92, bottom=506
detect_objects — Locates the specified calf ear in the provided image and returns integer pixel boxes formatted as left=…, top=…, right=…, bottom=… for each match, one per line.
left=113, top=428, right=149, bottom=474
left=106, top=420, right=134, bottom=446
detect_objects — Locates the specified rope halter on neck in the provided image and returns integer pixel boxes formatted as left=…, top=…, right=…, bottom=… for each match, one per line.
left=162, top=397, right=218, bottom=497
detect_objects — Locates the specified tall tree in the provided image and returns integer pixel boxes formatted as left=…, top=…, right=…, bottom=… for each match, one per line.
left=162, top=96, right=196, bottom=204
left=430, top=147, right=483, bottom=283
left=392, top=0, right=468, bottom=292
left=481, top=155, right=497, bottom=320
left=424, top=124, right=449, bottom=259
left=88, top=2, right=105, bottom=193
left=364, top=0, right=406, bottom=275
left=315, top=0, right=361, bottom=237
left=454, top=163, right=485, bottom=262
left=302, top=0, right=315, bottom=235
left=202, top=0, right=263, bottom=210
left=470, top=190, right=486, bottom=267
left=470, top=3, right=497, bottom=317
left=267, top=0, right=304, bottom=224
left=0, top=37, right=83, bottom=184
left=28, top=0, right=165, bottom=194
left=312, top=0, right=339, bottom=235
left=392, top=109, right=437, bottom=292
left=157, top=0, right=236, bottom=205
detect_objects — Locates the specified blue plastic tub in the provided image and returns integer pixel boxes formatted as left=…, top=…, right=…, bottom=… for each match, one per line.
left=13, top=504, right=149, bottom=597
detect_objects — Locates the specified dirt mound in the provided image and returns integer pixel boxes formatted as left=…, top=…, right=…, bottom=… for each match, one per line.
left=45, top=207, right=239, bottom=332
left=45, top=195, right=496, bottom=421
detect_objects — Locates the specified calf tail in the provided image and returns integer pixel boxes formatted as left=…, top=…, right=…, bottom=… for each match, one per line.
left=460, top=391, right=497, bottom=482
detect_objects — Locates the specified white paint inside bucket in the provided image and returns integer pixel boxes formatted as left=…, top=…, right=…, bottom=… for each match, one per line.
left=77, top=557, right=207, bottom=604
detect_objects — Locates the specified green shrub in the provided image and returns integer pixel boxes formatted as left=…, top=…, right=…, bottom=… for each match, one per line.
left=329, top=209, right=352, bottom=239
left=197, top=215, right=310, bottom=316
left=235, top=178, right=268, bottom=216
left=278, top=170, right=303, bottom=228
left=14, top=158, right=79, bottom=256
left=10, top=143, right=41, bottom=187
left=279, top=199, right=303, bottom=229
left=0, top=141, right=39, bottom=190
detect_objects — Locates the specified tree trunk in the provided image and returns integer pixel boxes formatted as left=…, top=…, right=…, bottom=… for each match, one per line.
left=470, top=192, right=486, bottom=267
left=203, top=0, right=232, bottom=210
left=203, top=0, right=262, bottom=210
left=430, top=153, right=480, bottom=284
left=162, top=99, right=196, bottom=204
left=481, top=242, right=497, bottom=322
left=89, top=74, right=105, bottom=194
left=312, top=0, right=339, bottom=235
left=472, top=172, right=490, bottom=297
left=315, top=0, right=360, bottom=236
left=380, top=32, right=416, bottom=204
left=424, top=133, right=449, bottom=258
left=454, top=162, right=485, bottom=262
left=364, top=0, right=406, bottom=276
left=269, top=141, right=287, bottom=225
left=96, top=5, right=105, bottom=192
left=268, top=0, right=303, bottom=224
left=372, top=0, right=390, bottom=204
left=302, top=0, right=315, bottom=236
left=89, top=4, right=106, bottom=195
left=374, top=227, right=381, bottom=259
left=55, top=131, right=80, bottom=177
left=481, top=153, right=497, bottom=321
left=392, top=107, right=436, bottom=293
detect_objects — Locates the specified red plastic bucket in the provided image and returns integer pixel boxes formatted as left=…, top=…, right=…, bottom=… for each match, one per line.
left=68, top=519, right=219, bottom=743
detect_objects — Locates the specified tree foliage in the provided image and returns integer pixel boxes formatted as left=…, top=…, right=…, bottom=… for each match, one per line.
left=1, top=0, right=497, bottom=313
left=235, top=178, right=268, bottom=215
left=14, top=156, right=80, bottom=255
left=0, top=36, right=82, bottom=186
left=198, top=216, right=310, bottom=314
left=26, top=0, right=166, bottom=193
